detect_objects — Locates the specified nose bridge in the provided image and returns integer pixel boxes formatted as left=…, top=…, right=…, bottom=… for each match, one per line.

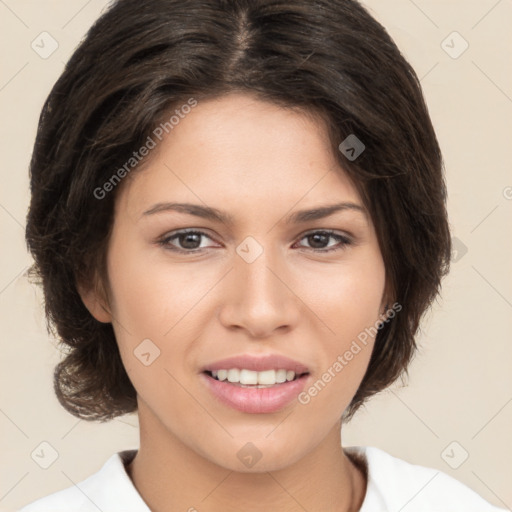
left=238, top=239, right=285, bottom=305
left=239, top=245, right=279, bottom=300
left=220, top=238, right=299, bottom=336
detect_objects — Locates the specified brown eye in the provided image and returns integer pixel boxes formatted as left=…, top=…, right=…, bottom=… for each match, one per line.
left=295, top=230, right=351, bottom=252
left=159, top=230, right=216, bottom=253
left=175, top=232, right=203, bottom=250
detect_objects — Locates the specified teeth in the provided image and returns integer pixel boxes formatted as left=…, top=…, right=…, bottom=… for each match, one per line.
left=209, top=368, right=300, bottom=385
left=240, top=369, right=259, bottom=385
left=276, top=369, right=287, bottom=383
left=227, top=368, right=240, bottom=383
left=256, top=369, right=275, bottom=385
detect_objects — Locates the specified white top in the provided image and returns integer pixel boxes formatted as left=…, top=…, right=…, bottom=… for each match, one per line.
left=19, top=446, right=506, bottom=511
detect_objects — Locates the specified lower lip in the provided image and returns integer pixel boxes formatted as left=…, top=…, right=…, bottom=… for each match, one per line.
left=201, top=372, right=309, bottom=414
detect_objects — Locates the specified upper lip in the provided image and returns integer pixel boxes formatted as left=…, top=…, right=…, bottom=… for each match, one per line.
left=202, top=354, right=310, bottom=374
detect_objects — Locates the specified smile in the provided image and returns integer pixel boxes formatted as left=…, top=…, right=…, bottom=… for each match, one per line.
left=208, top=368, right=303, bottom=387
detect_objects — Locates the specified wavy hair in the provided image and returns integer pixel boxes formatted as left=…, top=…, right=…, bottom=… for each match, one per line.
left=25, top=0, right=451, bottom=422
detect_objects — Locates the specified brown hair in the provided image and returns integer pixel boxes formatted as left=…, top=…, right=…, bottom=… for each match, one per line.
left=25, top=0, right=451, bottom=422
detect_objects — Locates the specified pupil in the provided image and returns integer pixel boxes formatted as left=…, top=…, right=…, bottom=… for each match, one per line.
left=181, top=233, right=200, bottom=249
left=309, top=233, right=328, bottom=249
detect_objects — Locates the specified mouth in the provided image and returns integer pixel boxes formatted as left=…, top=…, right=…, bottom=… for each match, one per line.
left=203, top=368, right=309, bottom=388
left=200, top=354, right=311, bottom=413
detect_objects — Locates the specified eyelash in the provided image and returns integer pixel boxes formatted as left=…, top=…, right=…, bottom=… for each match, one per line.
left=157, top=229, right=352, bottom=255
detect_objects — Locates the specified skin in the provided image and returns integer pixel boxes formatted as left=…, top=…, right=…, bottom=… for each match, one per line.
left=80, top=92, right=387, bottom=512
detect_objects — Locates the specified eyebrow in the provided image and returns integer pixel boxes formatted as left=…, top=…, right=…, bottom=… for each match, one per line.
left=141, top=201, right=366, bottom=224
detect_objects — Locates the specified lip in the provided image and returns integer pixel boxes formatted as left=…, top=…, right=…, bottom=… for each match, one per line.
left=200, top=354, right=310, bottom=414
left=202, top=354, right=310, bottom=374
left=200, top=372, right=310, bottom=414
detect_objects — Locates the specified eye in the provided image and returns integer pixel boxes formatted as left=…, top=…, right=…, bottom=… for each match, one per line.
left=158, top=229, right=218, bottom=253
left=294, top=230, right=352, bottom=253
left=157, top=229, right=352, bottom=255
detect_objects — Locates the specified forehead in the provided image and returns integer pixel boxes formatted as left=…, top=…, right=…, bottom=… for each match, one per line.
left=116, top=92, right=363, bottom=220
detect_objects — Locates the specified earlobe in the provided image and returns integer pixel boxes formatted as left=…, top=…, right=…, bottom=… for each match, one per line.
left=377, top=303, right=389, bottom=328
left=381, top=303, right=390, bottom=318
left=379, top=280, right=395, bottom=321
left=76, top=282, right=112, bottom=324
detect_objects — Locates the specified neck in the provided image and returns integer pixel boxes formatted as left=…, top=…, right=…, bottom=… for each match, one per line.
left=126, top=404, right=367, bottom=512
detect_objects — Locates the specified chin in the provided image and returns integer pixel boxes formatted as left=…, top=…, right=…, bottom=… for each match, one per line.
left=197, top=437, right=307, bottom=474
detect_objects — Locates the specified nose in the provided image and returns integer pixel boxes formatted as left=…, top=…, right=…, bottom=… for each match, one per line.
left=218, top=246, right=300, bottom=339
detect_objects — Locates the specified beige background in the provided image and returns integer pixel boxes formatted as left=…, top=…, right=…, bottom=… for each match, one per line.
left=1, top=0, right=511, bottom=510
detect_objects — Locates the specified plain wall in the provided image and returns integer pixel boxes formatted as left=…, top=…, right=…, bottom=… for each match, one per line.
left=0, top=0, right=511, bottom=510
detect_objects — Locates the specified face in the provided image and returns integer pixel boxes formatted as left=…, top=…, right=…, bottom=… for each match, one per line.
left=87, top=92, right=386, bottom=472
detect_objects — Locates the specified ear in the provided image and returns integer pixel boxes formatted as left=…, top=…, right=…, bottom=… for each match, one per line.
left=379, top=281, right=395, bottom=320
left=77, top=278, right=112, bottom=324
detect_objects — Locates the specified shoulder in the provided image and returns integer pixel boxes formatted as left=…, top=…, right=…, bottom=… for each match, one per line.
left=345, top=445, right=507, bottom=512
left=19, top=450, right=149, bottom=512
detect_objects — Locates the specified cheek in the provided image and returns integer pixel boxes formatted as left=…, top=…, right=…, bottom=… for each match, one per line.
left=299, top=252, right=386, bottom=340
left=298, top=255, right=385, bottom=393
left=104, top=240, right=228, bottom=399
left=106, top=240, right=212, bottom=337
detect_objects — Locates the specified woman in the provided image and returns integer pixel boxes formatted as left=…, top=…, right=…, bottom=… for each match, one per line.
left=21, top=0, right=506, bottom=510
